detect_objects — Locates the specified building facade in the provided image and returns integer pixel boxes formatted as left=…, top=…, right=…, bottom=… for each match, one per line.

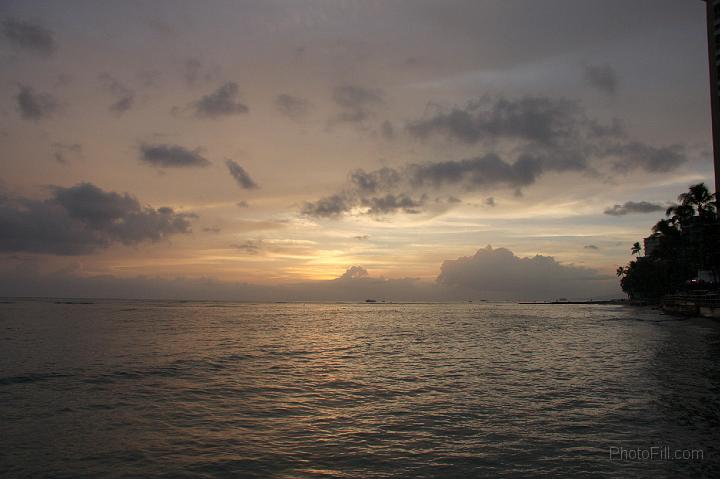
left=704, top=0, right=720, bottom=203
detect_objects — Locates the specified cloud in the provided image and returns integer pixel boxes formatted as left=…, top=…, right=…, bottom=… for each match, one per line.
left=203, top=227, right=221, bottom=234
left=407, top=96, right=585, bottom=146
left=380, top=120, right=395, bottom=140
left=332, top=84, right=383, bottom=123
left=583, top=63, right=618, bottom=95
left=361, top=193, right=424, bottom=215
left=193, top=82, right=249, bottom=118
left=406, top=96, right=684, bottom=174
left=485, top=197, right=496, bottom=207
left=607, top=142, right=686, bottom=173
left=52, top=143, right=82, bottom=164
left=584, top=244, right=599, bottom=250
left=237, top=200, right=250, bottom=208
left=16, top=85, right=59, bottom=121
left=275, top=94, right=309, bottom=120
left=183, top=58, right=221, bottom=87
left=230, top=240, right=263, bottom=255
left=338, top=265, right=369, bottom=280
left=302, top=154, right=545, bottom=218
left=2, top=18, right=56, bottom=56
left=436, top=245, right=613, bottom=300
left=0, top=246, right=618, bottom=301
left=139, top=144, right=210, bottom=168
left=409, top=153, right=545, bottom=190
left=225, top=159, right=258, bottom=189
left=301, top=194, right=351, bottom=218
left=99, top=73, right=135, bottom=114
left=353, top=235, right=369, bottom=240
left=603, top=201, right=665, bottom=216
left=0, top=182, right=195, bottom=255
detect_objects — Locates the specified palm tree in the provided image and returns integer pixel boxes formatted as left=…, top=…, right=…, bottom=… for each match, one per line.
left=631, top=242, right=642, bottom=256
left=668, top=183, right=717, bottom=222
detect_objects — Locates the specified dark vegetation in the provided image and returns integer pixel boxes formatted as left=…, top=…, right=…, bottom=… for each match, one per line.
left=616, top=183, right=719, bottom=300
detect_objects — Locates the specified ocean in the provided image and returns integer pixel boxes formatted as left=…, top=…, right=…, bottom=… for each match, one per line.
left=1, top=300, right=718, bottom=478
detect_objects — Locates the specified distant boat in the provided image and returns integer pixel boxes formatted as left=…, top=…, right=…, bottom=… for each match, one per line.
left=365, top=299, right=377, bottom=303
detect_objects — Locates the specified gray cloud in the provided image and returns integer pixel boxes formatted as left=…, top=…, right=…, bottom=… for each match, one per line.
left=139, top=144, right=210, bottom=168
left=406, top=96, right=684, bottom=176
left=99, top=73, right=135, bottom=114
left=338, top=265, right=369, bottom=280
left=380, top=120, right=395, bottom=140
left=237, top=200, right=250, bottom=208
left=408, top=96, right=585, bottom=146
left=583, top=63, right=619, bottom=95
left=183, top=58, right=220, bottom=87
left=301, top=194, right=351, bottom=218
left=409, top=154, right=545, bottom=190
left=275, top=94, right=309, bottom=120
left=194, top=82, right=249, bottom=118
left=231, top=240, right=263, bottom=255
left=603, top=201, right=665, bottom=216
left=437, top=245, right=612, bottom=300
left=52, top=143, right=82, bottom=164
left=16, top=85, right=59, bottom=121
left=332, top=84, right=383, bottom=123
left=2, top=18, right=56, bottom=56
left=607, top=142, right=686, bottom=173
left=353, top=235, right=369, bottom=241
left=203, top=227, right=221, bottom=234
left=485, top=197, right=496, bottom=207
left=0, top=246, right=617, bottom=301
left=0, top=182, right=195, bottom=255
left=362, top=193, right=424, bottom=215
left=584, top=244, right=599, bottom=250
left=225, top=159, right=258, bottom=189
left=302, top=153, right=546, bottom=218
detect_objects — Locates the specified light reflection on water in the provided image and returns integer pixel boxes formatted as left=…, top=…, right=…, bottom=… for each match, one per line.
left=1, top=301, right=719, bottom=478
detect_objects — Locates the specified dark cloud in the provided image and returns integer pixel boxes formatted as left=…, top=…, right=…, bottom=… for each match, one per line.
left=353, top=235, right=369, bottom=241
left=409, top=154, right=544, bottom=190
left=603, top=201, right=665, bottom=216
left=203, top=227, right=221, bottom=234
left=302, top=154, right=546, bottom=218
left=194, top=82, right=249, bottom=118
left=0, top=182, right=195, bottom=255
left=583, top=63, right=619, bottom=95
left=99, top=73, right=135, bottom=114
left=437, top=245, right=612, bottom=300
left=407, top=96, right=584, bottom=145
left=350, top=167, right=402, bottom=193
left=485, top=197, right=496, bottom=207
left=2, top=18, right=56, bottom=56
left=361, top=194, right=424, bottom=215
left=607, top=142, right=686, bottom=173
left=139, top=144, right=210, bottom=168
left=406, top=95, right=684, bottom=176
left=584, top=244, right=599, bottom=250
left=332, top=84, right=383, bottom=123
left=338, top=265, right=369, bottom=280
left=237, top=200, right=250, bottom=208
left=380, top=120, right=395, bottom=140
left=301, top=194, right=350, bottom=218
left=275, top=94, right=309, bottom=120
left=183, top=58, right=220, bottom=87
left=52, top=143, right=82, bottom=164
left=231, top=240, right=262, bottom=255
left=16, top=85, right=59, bottom=121
left=225, top=159, right=258, bottom=189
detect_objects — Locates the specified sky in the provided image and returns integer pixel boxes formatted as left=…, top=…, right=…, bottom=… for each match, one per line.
left=0, top=0, right=714, bottom=301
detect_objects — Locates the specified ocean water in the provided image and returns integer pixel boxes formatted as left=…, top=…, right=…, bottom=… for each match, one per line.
left=1, top=300, right=719, bottom=478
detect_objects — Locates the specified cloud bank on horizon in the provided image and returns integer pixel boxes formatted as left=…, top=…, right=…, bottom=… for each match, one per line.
left=0, top=0, right=713, bottom=299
